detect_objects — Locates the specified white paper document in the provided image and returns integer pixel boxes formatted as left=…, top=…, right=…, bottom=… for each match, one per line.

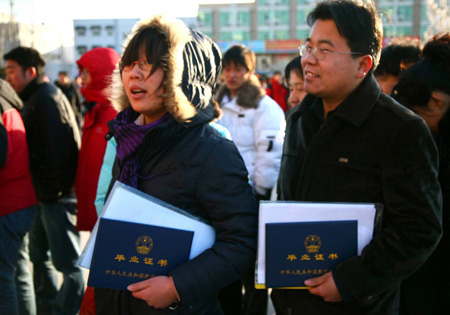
left=256, top=202, right=379, bottom=286
left=78, top=181, right=216, bottom=269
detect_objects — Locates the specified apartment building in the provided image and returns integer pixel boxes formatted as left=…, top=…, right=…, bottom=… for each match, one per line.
left=73, top=17, right=197, bottom=61
left=198, top=0, right=431, bottom=41
left=195, top=0, right=438, bottom=72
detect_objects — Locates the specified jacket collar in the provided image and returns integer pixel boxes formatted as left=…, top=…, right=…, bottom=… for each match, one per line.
left=19, top=75, right=46, bottom=102
left=295, top=74, right=381, bottom=127
left=215, top=75, right=265, bottom=109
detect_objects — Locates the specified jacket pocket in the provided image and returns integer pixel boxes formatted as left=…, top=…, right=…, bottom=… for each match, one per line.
left=312, top=156, right=382, bottom=202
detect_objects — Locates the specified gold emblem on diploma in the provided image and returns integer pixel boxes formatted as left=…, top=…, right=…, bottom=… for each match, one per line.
left=304, top=235, right=322, bottom=253
left=136, top=236, right=153, bottom=254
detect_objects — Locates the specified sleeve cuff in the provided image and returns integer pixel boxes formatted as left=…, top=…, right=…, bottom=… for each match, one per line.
left=332, top=269, right=354, bottom=303
left=254, top=185, right=268, bottom=195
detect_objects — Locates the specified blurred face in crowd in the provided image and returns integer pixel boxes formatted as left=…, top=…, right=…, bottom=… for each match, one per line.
left=80, top=67, right=92, bottom=88
left=288, top=70, right=307, bottom=108
left=223, top=61, right=252, bottom=97
left=74, top=76, right=82, bottom=87
left=58, top=73, right=70, bottom=85
left=121, top=49, right=166, bottom=125
left=301, top=19, right=368, bottom=110
left=376, top=74, right=398, bottom=95
left=273, top=72, right=283, bottom=84
left=5, top=60, right=35, bottom=94
left=410, top=92, right=450, bottom=134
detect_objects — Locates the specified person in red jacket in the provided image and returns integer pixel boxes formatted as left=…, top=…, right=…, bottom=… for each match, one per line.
left=75, top=47, right=120, bottom=231
left=266, top=70, right=289, bottom=112
left=0, top=78, right=37, bottom=315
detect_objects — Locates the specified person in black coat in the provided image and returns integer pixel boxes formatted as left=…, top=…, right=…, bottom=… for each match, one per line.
left=93, top=15, right=258, bottom=314
left=392, top=33, right=450, bottom=315
left=273, top=1, right=442, bottom=314
left=54, top=71, right=83, bottom=129
left=4, top=46, right=83, bottom=315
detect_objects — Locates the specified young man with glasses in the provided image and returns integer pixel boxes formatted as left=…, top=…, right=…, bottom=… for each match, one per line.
left=274, top=1, right=442, bottom=314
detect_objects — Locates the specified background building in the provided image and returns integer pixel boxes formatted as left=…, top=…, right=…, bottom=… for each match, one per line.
left=73, top=19, right=138, bottom=59
left=73, top=17, right=197, bottom=59
left=195, top=0, right=445, bottom=74
left=0, top=13, right=75, bottom=81
left=198, top=0, right=436, bottom=41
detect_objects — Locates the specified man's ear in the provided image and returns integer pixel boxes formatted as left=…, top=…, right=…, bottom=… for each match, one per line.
left=356, top=55, right=373, bottom=79
left=25, top=66, right=37, bottom=79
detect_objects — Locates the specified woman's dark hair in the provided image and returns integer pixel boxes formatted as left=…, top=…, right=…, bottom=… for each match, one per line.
left=222, top=44, right=255, bottom=73
left=307, top=0, right=382, bottom=72
left=374, top=44, right=421, bottom=77
left=121, top=27, right=169, bottom=77
left=392, top=33, right=450, bottom=108
left=284, top=56, right=303, bottom=84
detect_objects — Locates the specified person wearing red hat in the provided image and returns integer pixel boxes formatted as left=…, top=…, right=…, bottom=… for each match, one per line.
left=75, top=47, right=120, bottom=231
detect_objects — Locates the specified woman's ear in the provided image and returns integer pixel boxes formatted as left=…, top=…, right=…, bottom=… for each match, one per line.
left=356, top=55, right=373, bottom=79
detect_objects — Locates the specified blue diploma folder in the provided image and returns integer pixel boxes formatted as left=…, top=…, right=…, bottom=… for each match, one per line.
left=88, top=218, right=194, bottom=290
left=265, top=220, right=357, bottom=288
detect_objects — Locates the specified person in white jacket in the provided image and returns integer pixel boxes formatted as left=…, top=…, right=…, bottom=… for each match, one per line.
left=215, top=44, right=285, bottom=315
left=216, top=44, right=286, bottom=201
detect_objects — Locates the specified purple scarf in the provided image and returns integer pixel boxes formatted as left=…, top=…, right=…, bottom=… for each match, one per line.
left=113, top=107, right=170, bottom=188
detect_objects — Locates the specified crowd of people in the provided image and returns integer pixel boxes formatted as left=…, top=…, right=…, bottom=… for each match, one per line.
left=0, top=0, right=449, bottom=314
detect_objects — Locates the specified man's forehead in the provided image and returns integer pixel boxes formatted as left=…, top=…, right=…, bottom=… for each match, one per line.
left=305, top=19, right=346, bottom=47
left=5, top=60, right=18, bottom=68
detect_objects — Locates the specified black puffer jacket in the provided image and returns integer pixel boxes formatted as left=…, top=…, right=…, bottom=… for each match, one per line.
left=94, top=15, right=258, bottom=315
left=19, top=76, right=81, bottom=203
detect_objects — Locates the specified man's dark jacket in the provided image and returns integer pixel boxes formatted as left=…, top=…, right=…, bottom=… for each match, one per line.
left=19, top=76, right=81, bottom=203
left=55, top=80, right=83, bottom=128
left=274, top=75, right=442, bottom=314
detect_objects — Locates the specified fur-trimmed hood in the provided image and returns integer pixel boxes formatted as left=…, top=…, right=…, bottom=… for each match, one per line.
left=215, top=74, right=265, bottom=109
left=109, top=15, right=222, bottom=123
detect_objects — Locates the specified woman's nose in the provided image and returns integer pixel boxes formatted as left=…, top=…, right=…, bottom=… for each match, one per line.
left=129, top=64, right=143, bottom=78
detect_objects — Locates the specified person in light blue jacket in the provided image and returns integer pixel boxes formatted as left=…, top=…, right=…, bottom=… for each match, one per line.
left=94, top=136, right=117, bottom=216
left=94, top=102, right=231, bottom=216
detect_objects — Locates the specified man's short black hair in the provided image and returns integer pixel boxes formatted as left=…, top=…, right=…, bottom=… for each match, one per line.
left=222, top=44, right=255, bottom=73
left=307, top=0, right=383, bottom=72
left=58, top=71, right=69, bottom=76
left=374, top=44, right=421, bottom=77
left=4, top=46, right=46, bottom=76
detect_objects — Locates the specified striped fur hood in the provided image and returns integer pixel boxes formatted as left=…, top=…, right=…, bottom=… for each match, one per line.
left=108, top=15, right=222, bottom=123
